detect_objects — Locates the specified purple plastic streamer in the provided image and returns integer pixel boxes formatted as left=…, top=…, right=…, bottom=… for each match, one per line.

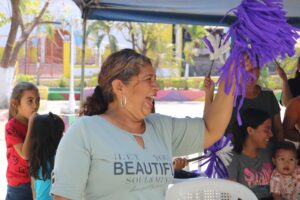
left=199, top=135, right=232, bottom=178
left=202, top=36, right=214, bottom=53
left=218, top=0, right=299, bottom=125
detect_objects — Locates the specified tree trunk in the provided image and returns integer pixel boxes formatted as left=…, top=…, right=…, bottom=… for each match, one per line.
left=9, top=1, right=50, bottom=67
left=9, top=32, right=29, bottom=67
left=0, top=0, right=50, bottom=108
left=131, top=34, right=136, bottom=50
left=141, top=38, right=148, bottom=55
left=0, top=0, right=21, bottom=68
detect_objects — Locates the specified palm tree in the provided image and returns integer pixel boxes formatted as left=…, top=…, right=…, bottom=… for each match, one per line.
left=118, top=22, right=166, bottom=56
left=86, top=20, right=118, bottom=67
left=182, top=25, right=208, bottom=76
left=118, top=22, right=175, bottom=69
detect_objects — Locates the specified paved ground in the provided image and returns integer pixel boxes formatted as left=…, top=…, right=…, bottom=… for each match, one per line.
left=0, top=100, right=205, bottom=199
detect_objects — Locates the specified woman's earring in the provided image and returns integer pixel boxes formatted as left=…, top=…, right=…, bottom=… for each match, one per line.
left=121, top=95, right=127, bottom=107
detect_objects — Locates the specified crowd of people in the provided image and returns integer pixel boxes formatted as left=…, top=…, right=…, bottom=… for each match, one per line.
left=200, top=54, right=300, bottom=199
left=3, top=49, right=300, bottom=200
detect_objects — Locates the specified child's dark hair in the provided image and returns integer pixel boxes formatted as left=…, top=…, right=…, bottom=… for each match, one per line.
left=272, top=141, right=297, bottom=158
left=29, top=112, right=65, bottom=180
left=9, top=82, right=39, bottom=120
left=233, top=108, right=271, bottom=154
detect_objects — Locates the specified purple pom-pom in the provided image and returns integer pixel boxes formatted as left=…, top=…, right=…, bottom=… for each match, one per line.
left=219, top=0, right=299, bottom=125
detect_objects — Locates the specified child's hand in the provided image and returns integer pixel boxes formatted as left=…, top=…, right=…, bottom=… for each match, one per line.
left=173, top=158, right=188, bottom=170
left=28, top=112, right=37, bottom=129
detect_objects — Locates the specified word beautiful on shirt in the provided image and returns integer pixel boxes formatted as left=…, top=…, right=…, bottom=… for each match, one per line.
left=113, top=153, right=173, bottom=184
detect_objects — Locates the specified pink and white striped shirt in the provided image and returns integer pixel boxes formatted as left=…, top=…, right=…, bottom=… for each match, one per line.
left=270, top=166, right=300, bottom=200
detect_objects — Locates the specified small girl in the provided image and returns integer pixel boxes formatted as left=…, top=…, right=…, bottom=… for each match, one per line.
left=227, top=108, right=273, bottom=200
left=29, top=112, right=65, bottom=200
left=270, top=141, right=300, bottom=200
left=5, top=82, right=40, bottom=200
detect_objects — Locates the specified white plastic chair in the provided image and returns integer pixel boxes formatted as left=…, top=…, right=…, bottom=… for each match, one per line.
left=166, top=177, right=258, bottom=200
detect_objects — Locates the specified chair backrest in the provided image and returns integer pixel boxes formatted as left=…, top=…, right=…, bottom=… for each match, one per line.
left=166, top=177, right=258, bottom=200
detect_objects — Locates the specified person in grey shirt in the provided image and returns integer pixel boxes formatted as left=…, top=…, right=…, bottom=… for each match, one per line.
left=227, top=109, right=273, bottom=200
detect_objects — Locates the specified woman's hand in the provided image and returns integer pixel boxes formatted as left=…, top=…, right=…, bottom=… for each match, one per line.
left=276, top=66, right=287, bottom=81
left=203, top=76, right=215, bottom=116
left=276, top=65, right=293, bottom=106
left=203, top=76, right=215, bottom=97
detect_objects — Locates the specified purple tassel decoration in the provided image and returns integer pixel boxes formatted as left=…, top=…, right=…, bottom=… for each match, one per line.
left=196, top=0, right=299, bottom=178
left=218, top=0, right=299, bottom=125
left=199, top=135, right=233, bottom=178
left=203, top=36, right=214, bottom=53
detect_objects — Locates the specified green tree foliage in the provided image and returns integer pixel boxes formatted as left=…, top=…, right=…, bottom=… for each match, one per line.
left=86, top=21, right=118, bottom=53
left=0, top=0, right=52, bottom=69
left=183, top=25, right=208, bottom=65
left=0, top=12, right=8, bottom=27
left=118, top=22, right=176, bottom=69
left=16, top=74, right=35, bottom=83
left=0, top=0, right=57, bottom=108
left=86, top=20, right=118, bottom=67
left=278, top=48, right=300, bottom=76
left=184, top=25, right=208, bottom=42
left=119, top=22, right=167, bottom=55
left=20, top=0, right=41, bottom=15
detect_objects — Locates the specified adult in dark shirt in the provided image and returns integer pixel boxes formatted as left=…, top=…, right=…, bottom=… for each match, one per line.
left=277, top=57, right=300, bottom=106
left=227, top=55, right=284, bottom=142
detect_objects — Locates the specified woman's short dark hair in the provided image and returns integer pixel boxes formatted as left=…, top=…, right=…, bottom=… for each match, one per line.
left=80, top=49, right=152, bottom=116
left=233, top=108, right=271, bottom=154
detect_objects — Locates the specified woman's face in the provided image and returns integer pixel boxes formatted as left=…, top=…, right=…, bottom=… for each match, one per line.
left=244, top=55, right=253, bottom=71
left=245, top=56, right=260, bottom=86
left=123, top=64, right=159, bottom=120
left=248, top=119, right=272, bottom=149
left=247, top=67, right=260, bottom=86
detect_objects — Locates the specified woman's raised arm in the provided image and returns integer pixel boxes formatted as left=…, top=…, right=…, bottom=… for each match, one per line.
left=203, top=80, right=235, bottom=149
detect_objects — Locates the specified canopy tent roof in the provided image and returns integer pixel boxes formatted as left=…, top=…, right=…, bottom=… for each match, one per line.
left=72, top=0, right=300, bottom=104
left=73, top=0, right=300, bottom=26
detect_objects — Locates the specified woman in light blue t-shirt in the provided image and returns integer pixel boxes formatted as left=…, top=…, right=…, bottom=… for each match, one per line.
left=51, top=49, right=236, bottom=200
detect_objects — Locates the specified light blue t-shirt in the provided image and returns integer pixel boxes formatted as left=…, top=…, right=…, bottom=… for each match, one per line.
left=51, top=114, right=204, bottom=200
left=34, top=162, right=52, bottom=200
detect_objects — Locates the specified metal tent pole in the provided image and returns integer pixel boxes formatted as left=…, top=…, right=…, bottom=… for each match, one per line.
left=80, top=15, right=87, bottom=107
